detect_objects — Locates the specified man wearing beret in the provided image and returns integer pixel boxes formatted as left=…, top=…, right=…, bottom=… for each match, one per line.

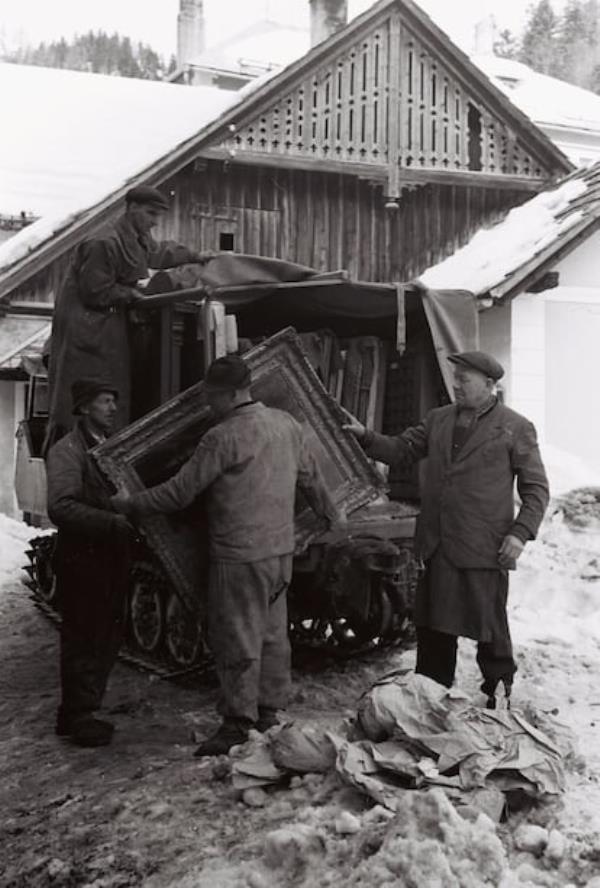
left=344, top=351, right=549, bottom=708
left=45, top=186, right=213, bottom=453
left=47, top=379, right=133, bottom=746
left=113, top=355, right=341, bottom=756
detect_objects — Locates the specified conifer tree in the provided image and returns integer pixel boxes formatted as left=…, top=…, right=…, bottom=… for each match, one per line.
left=519, top=0, right=559, bottom=75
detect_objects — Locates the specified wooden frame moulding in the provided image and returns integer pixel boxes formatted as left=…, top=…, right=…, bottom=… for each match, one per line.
left=92, top=326, right=386, bottom=615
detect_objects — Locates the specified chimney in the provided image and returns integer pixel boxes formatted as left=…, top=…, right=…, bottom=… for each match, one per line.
left=309, top=0, right=348, bottom=47
left=177, top=0, right=205, bottom=68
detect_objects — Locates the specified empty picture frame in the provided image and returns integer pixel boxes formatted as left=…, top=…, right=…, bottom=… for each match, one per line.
left=93, top=326, right=386, bottom=614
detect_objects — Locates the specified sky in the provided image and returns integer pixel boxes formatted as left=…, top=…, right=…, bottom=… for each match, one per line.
left=0, top=0, right=569, bottom=60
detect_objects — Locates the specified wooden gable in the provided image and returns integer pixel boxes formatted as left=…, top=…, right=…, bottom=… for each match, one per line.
left=202, top=1, right=569, bottom=196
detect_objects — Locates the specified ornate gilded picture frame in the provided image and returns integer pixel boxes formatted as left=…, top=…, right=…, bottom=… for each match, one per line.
left=93, top=326, right=386, bottom=614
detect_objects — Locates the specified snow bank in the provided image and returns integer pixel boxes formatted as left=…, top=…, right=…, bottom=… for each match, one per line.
left=511, top=511, right=600, bottom=652
left=0, top=514, right=34, bottom=590
left=542, top=442, right=600, bottom=498
left=419, top=178, right=588, bottom=295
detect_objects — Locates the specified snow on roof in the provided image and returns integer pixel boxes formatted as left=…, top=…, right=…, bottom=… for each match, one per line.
left=0, top=62, right=243, bottom=272
left=474, top=54, right=600, bottom=135
left=419, top=171, right=592, bottom=296
left=189, top=19, right=309, bottom=74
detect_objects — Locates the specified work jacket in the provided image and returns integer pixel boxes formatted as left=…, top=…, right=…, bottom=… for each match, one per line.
left=46, top=215, right=200, bottom=446
left=46, top=421, right=130, bottom=588
left=364, top=401, right=549, bottom=569
left=130, top=402, right=338, bottom=562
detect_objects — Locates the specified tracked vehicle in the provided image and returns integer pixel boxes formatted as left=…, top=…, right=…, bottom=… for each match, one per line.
left=16, top=254, right=474, bottom=675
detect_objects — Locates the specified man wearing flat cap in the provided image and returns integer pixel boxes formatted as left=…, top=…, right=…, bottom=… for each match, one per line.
left=113, top=355, right=340, bottom=756
left=46, top=379, right=135, bottom=746
left=344, top=350, right=549, bottom=708
left=44, top=186, right=213, bottom=453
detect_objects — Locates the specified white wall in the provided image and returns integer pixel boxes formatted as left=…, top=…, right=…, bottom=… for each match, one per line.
left=509, top=293, right=546, bottom=441
left=479, top=299, right=512, bottom=403
left=0, top=381, right=23, bottom=518
left=509, top=269, right=600, bottom=477
left=554, top=229, right=600, bottom=288
left=544, top=288, right=600, bottom=471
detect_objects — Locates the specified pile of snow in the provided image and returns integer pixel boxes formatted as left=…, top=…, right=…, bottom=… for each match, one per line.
left=542, top=442, right=600, bottom=499
left=419, top=177, right=588, bottom=295
left=0, top=514, right=34, bottom=590
left=511, top=509, right=600, bottom=652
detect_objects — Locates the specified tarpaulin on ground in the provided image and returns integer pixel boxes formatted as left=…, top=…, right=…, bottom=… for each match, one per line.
left=228, top=671, right=569, bottom=814
left=145, top=253, right=478, bottom=399
left=353, top=672, right=568, bottom=804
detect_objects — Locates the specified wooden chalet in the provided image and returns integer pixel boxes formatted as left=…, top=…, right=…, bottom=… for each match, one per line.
left=0, top=0, right=571, bottom=309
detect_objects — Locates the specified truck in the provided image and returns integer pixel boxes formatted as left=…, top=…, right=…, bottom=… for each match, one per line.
left=14, top=252, right=477, bottom=674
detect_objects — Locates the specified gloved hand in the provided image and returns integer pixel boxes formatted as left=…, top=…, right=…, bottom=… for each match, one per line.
left=111, top=483, right=133, bottom=515
left=112, top=514, right=136, bottom=542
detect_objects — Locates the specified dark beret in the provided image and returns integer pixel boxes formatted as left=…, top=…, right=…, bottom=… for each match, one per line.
left=125, top=185, right=170, bottom=211
left=448, top=351, right=504, bottom=381
left=72, top=378, right=119, bottom=415
left=204, top=355, right=251, bottom=392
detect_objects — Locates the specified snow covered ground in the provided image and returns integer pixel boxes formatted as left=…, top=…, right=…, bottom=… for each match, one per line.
left=1, top=479, right=599, bottom=886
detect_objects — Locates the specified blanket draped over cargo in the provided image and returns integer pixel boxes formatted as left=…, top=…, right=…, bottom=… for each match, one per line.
left=144, top=253, right=478, bottom=401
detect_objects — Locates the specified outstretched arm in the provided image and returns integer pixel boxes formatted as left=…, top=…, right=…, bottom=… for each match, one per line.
left=113, top=440, right=226, bottom=517
left=147, top=239, right=215, bottom=269
left=343, top=410, right=429, bottom=466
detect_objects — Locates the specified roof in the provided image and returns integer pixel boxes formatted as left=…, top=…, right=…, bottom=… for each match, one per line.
left=0, top=0, right=570, bottom=299
left=419, top=164, right=600, bottom=300
left=185, top=19, right=310, bottom=76
left=0, top=315, right=50, bottom=378
left=474, top=55, right=600, bottom=138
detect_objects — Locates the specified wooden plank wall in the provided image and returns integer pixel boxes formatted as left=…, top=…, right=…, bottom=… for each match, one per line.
left=7, top=160, right=528, bottom=304
left=161, top=160, right=528, bottom=283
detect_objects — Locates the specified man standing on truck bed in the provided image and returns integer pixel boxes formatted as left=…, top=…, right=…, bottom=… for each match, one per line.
left=112, top=355, right=341, bottom=756
left=47, top=379, right=133, bottom=747
left=44, top=185, right=213, bottom=453
left=344, top=351, right=549, bottom=709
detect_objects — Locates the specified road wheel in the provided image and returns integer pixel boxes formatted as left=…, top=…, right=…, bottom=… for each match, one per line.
left=165, top=593, right=202, bottom=667
left=129, top=565, right=164, bottom=653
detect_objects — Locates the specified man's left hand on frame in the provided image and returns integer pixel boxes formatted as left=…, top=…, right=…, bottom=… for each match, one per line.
left=111, top=484, right=133, bottom=515
left=498, top=534, right=524, bottom=569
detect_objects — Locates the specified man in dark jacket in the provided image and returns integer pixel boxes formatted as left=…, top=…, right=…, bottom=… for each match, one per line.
left=113, top=355, right=340, bottom=756
left=45, top=185, right=212, bottom=451
left=47, top=379, right=132, bottom=747
left=344, top=351, right=549, bottom=708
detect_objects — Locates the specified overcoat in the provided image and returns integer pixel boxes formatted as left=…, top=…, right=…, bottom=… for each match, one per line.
left=46, top=215, right=199, bottom=444
left=365, top=401, right=549, bottom=569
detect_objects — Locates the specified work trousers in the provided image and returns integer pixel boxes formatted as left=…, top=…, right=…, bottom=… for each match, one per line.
left=207, top=554, right=293, bottom=724
left=56, top=543, right=128, bottom=723
left=415, top=626, right=517, bottom=696
left=414, top=549, right=517, bottom=696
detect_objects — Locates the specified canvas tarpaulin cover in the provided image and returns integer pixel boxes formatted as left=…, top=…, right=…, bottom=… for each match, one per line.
left=145, top=253, right=479, bottom=399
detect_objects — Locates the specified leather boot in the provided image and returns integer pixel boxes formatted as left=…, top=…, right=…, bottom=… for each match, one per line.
left=193, top=719, right=252, bottom=757
left=256, top=707, right=280, bottom=732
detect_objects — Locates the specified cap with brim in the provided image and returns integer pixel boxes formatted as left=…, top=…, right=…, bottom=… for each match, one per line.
left=72, top=379, right=119, bottom=415
left=448, top=351, right=504, bottom=381
left=125, top=185, right=170, bottom=211
left=204, top=355, right=251, bottom=392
